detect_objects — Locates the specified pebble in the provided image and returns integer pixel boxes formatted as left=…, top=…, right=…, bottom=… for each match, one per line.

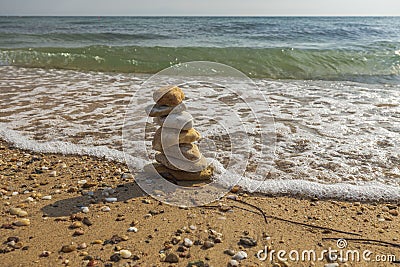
left=226, top=195, right=237, bottom=200
left=6, top=240, right=16, bottom=247
left=324, top=264, right=339, bottom=267
left=101, top=206, right=111, bottom=212
left=119, top=249, right=132, bottom=259
left=78, top=180, right=87, bottom=185
left=142, top=199, right=151, bottom=204
left=92, top=240, right=103, bottom=244
left=153, top=85, right=185, bottom=106
left=224, top=249, right=235, bottom=256
left=105, top=197, right=117, bottom=203
left=9, top=207, right=28, bottom=217
left=121, top=173, right=134, bottom=179
left=13, top=219, right=30, bottom=226
left=389, top=209, right=399, bottom=216
left=230, top=185, right=241, bottom=193
left=7, top=236, right=19, bottom=242
left=42, top=195, right=52, bottom=200
left=232, top=251, right=247, bottom=260
left=172, top=236, right=181, bottom=245
left=49, top=171, right=57, bottom=177
left=127, top=227, right=138, bottom=233
left=77, top=243, right=87, bottom=249
left=157, top=111, right=193, bottom=130
left=81, top=207, right=90, bottom=213
left=215, top=237, right=222, bottom=243
left=61, top=244, right=77, bottom=253
left=184, top=238, right=193, bottom=247
left=12, top=192, right=19, bottom=196
left=39, top=251, right=51, bottom=257
left=82, top=217, right=93, bottom=226
left=219, top=205, right=232, bottom=212
left=239, top=237, right=257, bottom=247
left=110, top=253, right=121, bottom=262
left=73, top=229, right=85, bottom=236
left=70, top=221, right=83, bottom=229
left=203, top=241, right=214, bottom=249
left=25, top=197, right=34, bottom=202
left=86, top=259, right=100, bottom=267
left=228, top=260, right=239, bottom=267
left=189, top=225, right=197, bottom=230
left=164, top=253, right=179, bottom=263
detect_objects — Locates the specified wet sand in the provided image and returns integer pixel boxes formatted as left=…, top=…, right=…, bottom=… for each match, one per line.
left=0, top=140, right=399, bottom=267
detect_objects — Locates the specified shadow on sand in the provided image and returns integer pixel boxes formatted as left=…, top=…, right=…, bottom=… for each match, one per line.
left=41, top=181, right=146, bottom=217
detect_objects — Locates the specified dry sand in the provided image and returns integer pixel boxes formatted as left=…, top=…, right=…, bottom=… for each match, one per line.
left=0, top=140, right=399, bottom=267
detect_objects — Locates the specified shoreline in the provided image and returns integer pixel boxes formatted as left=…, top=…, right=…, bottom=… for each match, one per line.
left=2, top=127, right=400, bottom=203
left=1, top=140, right=399, bottom=266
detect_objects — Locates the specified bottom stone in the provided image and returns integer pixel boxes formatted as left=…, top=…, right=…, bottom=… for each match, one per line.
left=147, top=162, right=213, bottom=181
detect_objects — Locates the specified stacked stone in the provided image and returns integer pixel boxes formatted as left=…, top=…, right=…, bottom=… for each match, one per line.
left=145, top=85, right=213, bottom=181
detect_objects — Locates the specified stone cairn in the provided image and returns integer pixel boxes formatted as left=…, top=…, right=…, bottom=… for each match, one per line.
left=145, top=85, right=213, bottom=181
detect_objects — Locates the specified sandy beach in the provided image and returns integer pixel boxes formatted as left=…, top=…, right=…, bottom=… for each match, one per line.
left=1, top=139, right=399, bottom=267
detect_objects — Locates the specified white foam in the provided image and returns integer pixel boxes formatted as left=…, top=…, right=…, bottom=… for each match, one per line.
left=0, top=124, right=145, bottom=169
left=1, top=126, right=399, bottom=201
left=210, top=158, right=400, bottom=201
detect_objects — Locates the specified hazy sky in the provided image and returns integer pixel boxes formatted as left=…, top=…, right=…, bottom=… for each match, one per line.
left=0, top=0, right=399, bottom=16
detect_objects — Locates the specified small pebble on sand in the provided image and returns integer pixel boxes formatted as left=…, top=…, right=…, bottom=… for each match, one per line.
left=239, top=237, right=257, bottom=247
left=232, top=251, right=247, bottom=260
left=69, top=221, right=83, bottom=229
left=184, top=238, right=193, bottom=247
left=9, top=207, right=28, bottom=217
left=224, top=249, right=235, bottom=256
left=389, top=209, right=399, bottom=216
left=81, top=207, right=90, bottom=213
left=119, top=249, right=132, bottom=259
left=203, top=240, right=215, bottom=249
left=164, top=253, right=179, bottom=263
left=82, top=217, right=93, bottom=226
left=77, top=243, right=87, bottom=249
left=105, top=197, right=117, bottom=203
left=39, top=251, right=51, bottom=257
left=128, top=227, right=138, bottom=233
left=13, top=219, right=30, bottom=226
left=101, top=206, right=111, bottom=212
left=61, top=244, right=77, bottom=253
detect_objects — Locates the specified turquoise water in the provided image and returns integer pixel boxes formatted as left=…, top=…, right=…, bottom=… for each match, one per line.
left=0, top=16, right=399, bottom=82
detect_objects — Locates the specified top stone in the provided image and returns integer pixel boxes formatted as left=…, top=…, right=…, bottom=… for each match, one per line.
left=153, top=85, right=185, bottom=106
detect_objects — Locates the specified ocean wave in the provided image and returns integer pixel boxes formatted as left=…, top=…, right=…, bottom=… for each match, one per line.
left=0, top=45, right=399, bottom=82
left=1, top=125, right=399, bottom=202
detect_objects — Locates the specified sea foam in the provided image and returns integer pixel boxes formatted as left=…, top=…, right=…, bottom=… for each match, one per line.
left=1, top=125, right=399, bottom=202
